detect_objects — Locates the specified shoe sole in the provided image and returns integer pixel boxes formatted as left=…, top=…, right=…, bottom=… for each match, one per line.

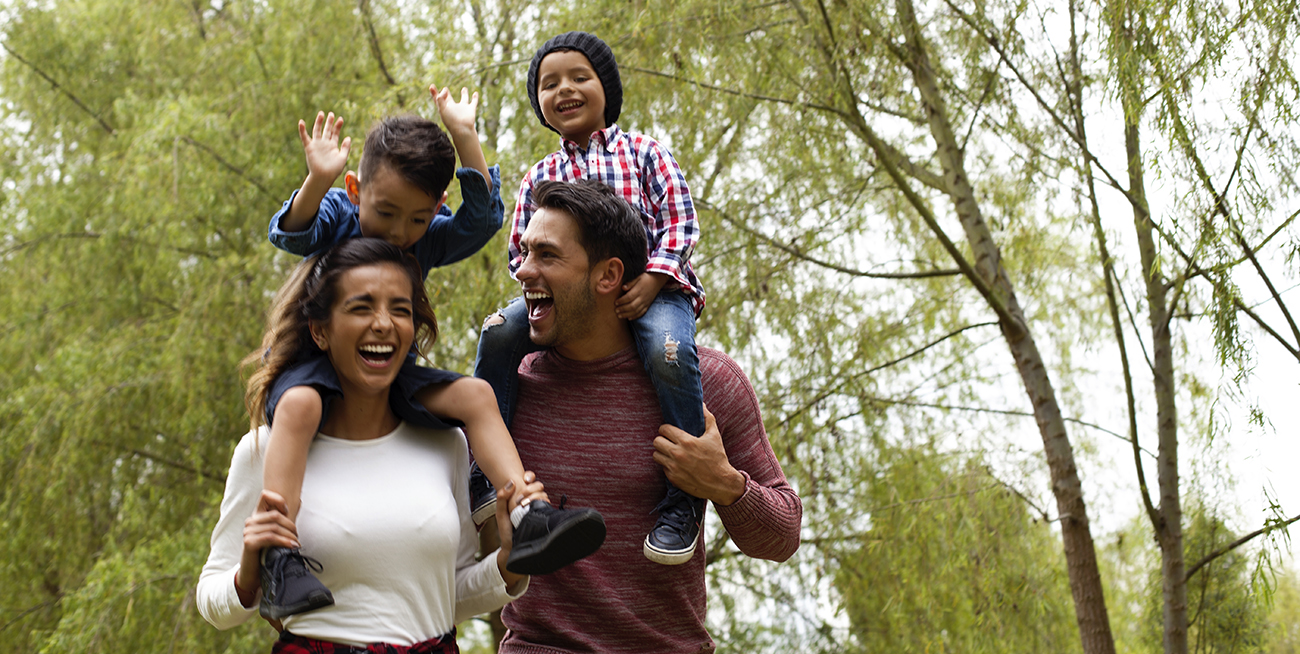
left=506, top=509, right=607, bottom=575
left=471, top=497, right=497, bottom=527
left=258, top=589, right=335, bottom=621
left=643, top=537, right=697, bottom=565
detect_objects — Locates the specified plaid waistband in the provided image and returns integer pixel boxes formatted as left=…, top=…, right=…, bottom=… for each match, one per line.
left=272, top=629, right=457, bottom=654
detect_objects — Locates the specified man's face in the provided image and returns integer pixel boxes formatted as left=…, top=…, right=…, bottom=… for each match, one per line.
left=352, top=163, right=441, bottom=250
left=516, top=207, right=597, bottom=349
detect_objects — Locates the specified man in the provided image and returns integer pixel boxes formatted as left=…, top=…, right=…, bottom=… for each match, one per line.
left=496, top=179, right=802, bottom=653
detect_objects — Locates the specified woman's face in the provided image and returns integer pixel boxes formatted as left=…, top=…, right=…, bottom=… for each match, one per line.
left=309, top=262, right=416, bottom=400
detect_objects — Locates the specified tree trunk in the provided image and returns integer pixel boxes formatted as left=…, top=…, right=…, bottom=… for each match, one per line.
left=1120, top=71, right=1188, bottom=654
left=894, top=0, right=1117, bottom=651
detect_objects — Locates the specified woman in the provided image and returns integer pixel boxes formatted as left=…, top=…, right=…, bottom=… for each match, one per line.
left=197, top=238, right=534, bottom=651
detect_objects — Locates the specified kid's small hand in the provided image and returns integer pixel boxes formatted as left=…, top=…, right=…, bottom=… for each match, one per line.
left=297, top=111, right=351, bottom=183
left=615, top=272, right=669, bottom=320
left=430, top=84, right=479, bottom=134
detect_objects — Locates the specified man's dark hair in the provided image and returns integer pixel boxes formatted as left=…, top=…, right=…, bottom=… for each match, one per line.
left=533, top=179, right=647, bottom=284
left=359, top=115, right=455, bottom=200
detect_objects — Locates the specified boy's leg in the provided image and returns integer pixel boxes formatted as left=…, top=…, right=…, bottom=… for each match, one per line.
left=631, top=292, right=708, bottom=565
left=259, top=358, right=339, bottom=619
left=473, top=297, right=543, bottom=427
left=464, top=298, right=542, bottom=521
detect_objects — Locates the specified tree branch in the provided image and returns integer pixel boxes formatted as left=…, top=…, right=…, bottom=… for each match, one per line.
left=1184, top=513, right=1300, bottom=582
left=0, top=42, right=116, bottom=135
left=180, top=136, right=273, bottom=199
left=357, top=0, right=397, bottom=87
left=703, top=200, right=961, bottom=279
left=91, top=439, right=226, bottom=484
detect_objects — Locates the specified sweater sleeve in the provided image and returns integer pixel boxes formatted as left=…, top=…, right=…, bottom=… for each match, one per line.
left=196, top=429, right=265, bottom=629
left=702, top=351, right=803, bottom=562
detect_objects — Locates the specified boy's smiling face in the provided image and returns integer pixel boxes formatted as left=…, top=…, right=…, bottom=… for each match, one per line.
left=347, top=163, right=446, bottom=251
left=537, top=50, right=607, bottom=143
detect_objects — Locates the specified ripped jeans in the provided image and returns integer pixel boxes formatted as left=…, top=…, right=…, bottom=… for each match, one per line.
left=474, top=289, right=705, bottom=439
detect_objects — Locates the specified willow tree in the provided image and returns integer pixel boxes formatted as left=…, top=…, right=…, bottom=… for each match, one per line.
left=551, top=0, right=1300, bottom=653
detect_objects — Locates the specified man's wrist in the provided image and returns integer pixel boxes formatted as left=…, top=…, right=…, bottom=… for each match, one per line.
left=711, top=467, right=747, bottom=506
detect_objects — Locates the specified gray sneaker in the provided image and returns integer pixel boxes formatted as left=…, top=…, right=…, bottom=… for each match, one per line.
left=258, top=546, right=334, bottom=620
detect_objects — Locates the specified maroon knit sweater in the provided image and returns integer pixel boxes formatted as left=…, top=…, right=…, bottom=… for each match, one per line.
left=499, top=347, right=802, bottom=654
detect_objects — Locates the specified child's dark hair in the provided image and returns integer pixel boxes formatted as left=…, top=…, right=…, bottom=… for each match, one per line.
left=359, top=115, right=455, bottom=199
left=533, top=179, right=646, bottom=284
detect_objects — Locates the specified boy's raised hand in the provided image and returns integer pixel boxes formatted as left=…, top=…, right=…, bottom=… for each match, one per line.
left=430, top=84, right=479, bottom=134
left=297, top=111, right=351, bottom=184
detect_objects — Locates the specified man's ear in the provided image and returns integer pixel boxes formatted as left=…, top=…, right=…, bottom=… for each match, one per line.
left=344, top=171, right=361, bottom=205
left=592, top=257, right=626, bottom=296
left=308, top=321, right=329, bottom=352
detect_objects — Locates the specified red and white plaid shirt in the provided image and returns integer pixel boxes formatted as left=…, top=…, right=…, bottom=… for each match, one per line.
left=510, top=125, right=705, bottom=316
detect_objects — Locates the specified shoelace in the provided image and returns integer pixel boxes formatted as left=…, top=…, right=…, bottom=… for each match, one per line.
left=274, top=549, right=325, bottom=581
left=654, top=500, right=698, bottom=532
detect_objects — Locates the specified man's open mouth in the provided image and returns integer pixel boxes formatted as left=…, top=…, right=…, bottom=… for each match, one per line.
left=525, top=290, right=553, bottom=321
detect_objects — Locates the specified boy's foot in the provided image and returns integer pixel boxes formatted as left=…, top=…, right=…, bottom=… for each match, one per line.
left=259, top=546, right=335, bottom=620
left=643, top=494, right=707, bottom=565
left=505, top=499, right=606, bottom=575
left=469, top=461, right=497, bottom=527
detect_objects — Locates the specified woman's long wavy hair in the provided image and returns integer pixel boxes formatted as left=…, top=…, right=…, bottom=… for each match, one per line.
left=240, top=238, right=439, bottom=430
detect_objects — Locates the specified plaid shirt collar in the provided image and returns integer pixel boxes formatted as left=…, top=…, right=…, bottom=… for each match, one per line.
left=561, top=124, right=622, bottom=157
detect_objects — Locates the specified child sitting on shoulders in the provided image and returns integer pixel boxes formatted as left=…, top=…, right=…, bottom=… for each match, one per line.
left=475, top=32, right=708, bottom=566
left=256, top=86, right=606, bottom=620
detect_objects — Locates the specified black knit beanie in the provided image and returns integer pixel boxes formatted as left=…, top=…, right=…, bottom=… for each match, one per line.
left=527, top=31, right=623, bottom=134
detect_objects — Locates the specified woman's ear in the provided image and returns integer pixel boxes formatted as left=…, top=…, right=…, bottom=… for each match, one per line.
left=308, top=321, right=329, bottom=352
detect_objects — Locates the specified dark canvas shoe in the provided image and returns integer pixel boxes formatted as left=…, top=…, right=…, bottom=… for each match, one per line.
left=469, top=461, right=497, bottom=527
left=259, top=546, right=334, bottom=620
left=505, top=499, right=606, bottom=575
left=643, top=494, right=706, bottom=565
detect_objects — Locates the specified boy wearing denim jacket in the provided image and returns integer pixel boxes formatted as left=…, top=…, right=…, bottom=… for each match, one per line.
left=257, top=87, right=605, bottom=620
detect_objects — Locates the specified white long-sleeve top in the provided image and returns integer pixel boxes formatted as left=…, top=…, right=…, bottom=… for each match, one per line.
left=197, top=423, right=525, bottom=646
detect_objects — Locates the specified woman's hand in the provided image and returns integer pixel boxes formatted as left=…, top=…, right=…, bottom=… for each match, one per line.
left=495, top=471, right=546, bottom=592
left=235, top=490, right=299, bottom=609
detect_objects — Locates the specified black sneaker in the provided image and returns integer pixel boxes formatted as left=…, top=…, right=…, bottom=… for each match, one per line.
left=505, top=498, right=606, bottom=575
left=643, top=493, right=706, bottom=565
left=259, top=546, right=334, bottom=620
left=469, top=461, right=497, bottom=527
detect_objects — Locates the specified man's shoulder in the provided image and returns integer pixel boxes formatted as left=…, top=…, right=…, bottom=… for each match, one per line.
left=699, top=347, right=751, bottom=387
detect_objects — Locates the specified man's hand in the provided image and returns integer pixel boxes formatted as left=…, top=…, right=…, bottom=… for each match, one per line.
left=652, top=405, right=746, bottom=506
left=616, top=272, right=670, bottom=320
left=297, top=111, right=351, bottom=185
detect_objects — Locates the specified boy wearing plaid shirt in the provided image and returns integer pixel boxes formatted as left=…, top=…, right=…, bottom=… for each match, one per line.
left=474, top=31, right=708, bottom=565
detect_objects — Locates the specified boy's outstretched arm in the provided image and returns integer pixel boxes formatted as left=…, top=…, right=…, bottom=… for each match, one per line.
left=281, top=111, right=352, bottom=233
left=414, top=377, right=533, bottom=502
left=430, top=85, right=492, bottom=194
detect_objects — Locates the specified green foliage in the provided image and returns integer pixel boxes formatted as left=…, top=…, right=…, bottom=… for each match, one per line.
left=4, top=0, right=1300, bottom=652
left=834, top=444, right=1080, bottom=654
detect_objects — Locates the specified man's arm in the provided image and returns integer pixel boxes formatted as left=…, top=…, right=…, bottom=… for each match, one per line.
left=652, top=351, right=802, bottom=562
